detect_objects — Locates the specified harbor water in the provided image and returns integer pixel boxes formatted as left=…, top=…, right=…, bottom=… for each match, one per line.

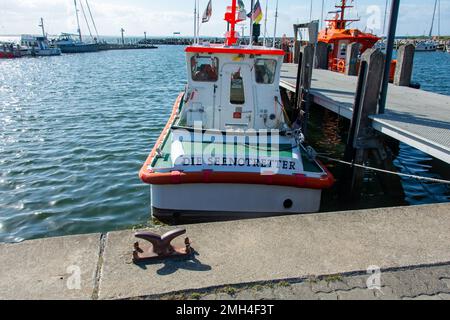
left=0, top=46, right=449, bottom=242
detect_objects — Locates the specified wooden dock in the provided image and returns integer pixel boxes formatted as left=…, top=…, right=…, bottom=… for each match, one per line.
left=280, top=64, right=450, bottom=164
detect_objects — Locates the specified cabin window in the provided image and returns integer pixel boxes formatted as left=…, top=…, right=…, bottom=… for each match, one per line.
left=191, top=56, right=219, bottom=82
left=255, top=59, right=277, bottom=84
left=339, top=43, right=347, bottom=57
left=230, top=69, right=245, bottom=105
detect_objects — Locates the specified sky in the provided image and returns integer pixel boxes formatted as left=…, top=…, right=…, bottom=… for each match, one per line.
left=0, top=0, right=448, bottom=38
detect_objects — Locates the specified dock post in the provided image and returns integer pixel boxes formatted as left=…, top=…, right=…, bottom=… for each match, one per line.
left=299, top=44, right=314, bottom=137
left=345, top=42, right=361, bottom=76
left=341, top=48, right=404, bottom=200
left=342, top=49, right=381, bottom=199
left=394, top=44, right=415, bottom=86
left=315, top=41, right=329, bottom=69
left=294, top=41, right=301, bottom=64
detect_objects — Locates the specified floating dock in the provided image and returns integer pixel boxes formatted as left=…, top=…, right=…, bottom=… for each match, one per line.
left=280, top=64, right=450, bottom=164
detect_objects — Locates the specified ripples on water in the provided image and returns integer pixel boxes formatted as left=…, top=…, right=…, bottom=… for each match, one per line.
left=0, top=47, right=449, bottom=243
left=0, top=47, right=186, bottom=242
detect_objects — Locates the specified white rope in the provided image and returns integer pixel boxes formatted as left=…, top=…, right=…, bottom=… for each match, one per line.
left=317, top=155, right=450, bottom=185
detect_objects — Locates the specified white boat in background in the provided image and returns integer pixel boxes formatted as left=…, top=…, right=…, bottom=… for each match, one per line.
left=415, top=40, right=437, bottom=52
left=20, top=18, right=62, bottom=57
left=446, top=44, right=450, bottom=53
left=21, top=35, right=61, bottom=57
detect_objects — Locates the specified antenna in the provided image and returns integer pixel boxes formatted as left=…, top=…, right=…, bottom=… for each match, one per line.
left=272, top=0, right=279, bottom=48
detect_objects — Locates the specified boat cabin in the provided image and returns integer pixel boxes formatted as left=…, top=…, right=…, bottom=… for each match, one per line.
left=180, top=45, right=286, bottom=131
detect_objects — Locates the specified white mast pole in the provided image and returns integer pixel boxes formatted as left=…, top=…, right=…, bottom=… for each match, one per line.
left=39, top=18, right=46, bottom=38
left=309, top=0, right=313, bottom=22
left=272, top=0, right=279, bottom=48
left=250, top=0, right=254, bottom=47
left=194, top=0, right=197, bottom=44
left=74, top=0, right=82, bottom=42
left=197, top=0, right=201, bottom=44
left=320, top=0, right=325, bottom=30
left=263, top=0, right=268, bottom=47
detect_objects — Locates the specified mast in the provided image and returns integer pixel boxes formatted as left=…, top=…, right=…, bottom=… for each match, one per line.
left=273, top=0, right=279, bottom=48
left=194, top=0, right=197, bottom=44
left=197, top=0, right=200, bottom=44
left=39, top=18, right=46, bottom=38
left=429, top=0, right=438, bottom=38
left=74, top=0, right=82, bottom=42
left=263, top=0, right=268, bottom=46
left=325, top=0, right=358, bottom=30
left=249, top=0, right=254, bottom=47
left=224, top=0, right=238, bottom=46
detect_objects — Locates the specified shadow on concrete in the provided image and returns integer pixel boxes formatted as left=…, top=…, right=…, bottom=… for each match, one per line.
left=134, top=250, right=212, bottom=276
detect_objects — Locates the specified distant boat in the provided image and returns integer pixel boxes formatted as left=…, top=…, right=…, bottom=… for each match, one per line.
left=55, top=0, right=99, bottom=54
left=447, top=45, right=450, bottom=53
left=415, top=40, right=437, bottom=52
left=0, top=42, right=20, bottom=59
left=55, top=33, right=98, bottom=53
left=21, top=35, right=61, bottom=57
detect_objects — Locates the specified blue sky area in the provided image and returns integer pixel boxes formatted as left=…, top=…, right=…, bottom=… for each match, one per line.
left=0, top=0, right=448, bottom=38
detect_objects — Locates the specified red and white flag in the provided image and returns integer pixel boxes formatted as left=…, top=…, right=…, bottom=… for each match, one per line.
left=202, top=0, right=213, bottom=23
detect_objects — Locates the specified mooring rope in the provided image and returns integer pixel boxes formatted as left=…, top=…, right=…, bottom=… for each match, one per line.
left=317, top=154, right=450, bottom=185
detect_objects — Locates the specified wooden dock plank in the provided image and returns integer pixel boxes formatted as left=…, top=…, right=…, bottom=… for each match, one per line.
left=280, top=64, right=450, bottom=163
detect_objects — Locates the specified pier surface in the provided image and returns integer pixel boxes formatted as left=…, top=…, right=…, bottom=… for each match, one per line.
left=1, top=203, right=450, bottom=300
left=280, top=65, right=450, bottom=163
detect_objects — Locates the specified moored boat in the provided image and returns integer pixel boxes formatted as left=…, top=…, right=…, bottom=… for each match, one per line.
left=318, top=0, right=380, bottom=73
left=0, top=43, right=21, bottom=59
left=21, top=35, right=62, bottom=57
left=139, top=0, right=335, bottom=221
left=55, top=1, right=99, bottom=54
left=55, top=34, right=98, bottom=53
left=415, top=40, right=437, bottom=52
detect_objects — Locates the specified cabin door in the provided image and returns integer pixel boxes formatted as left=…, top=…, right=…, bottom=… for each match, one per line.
left=219, top=64, right=254, bottom=130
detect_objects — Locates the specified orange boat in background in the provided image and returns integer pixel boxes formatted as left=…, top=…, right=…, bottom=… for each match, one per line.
left=318, top=0, right=395, bottom=77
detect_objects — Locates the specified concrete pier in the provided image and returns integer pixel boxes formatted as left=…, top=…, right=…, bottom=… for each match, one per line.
left=1, top=203, right=449, bottom=300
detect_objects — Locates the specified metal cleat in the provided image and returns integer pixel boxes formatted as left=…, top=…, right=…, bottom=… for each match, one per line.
left=132, top=228, right=192, bottom=263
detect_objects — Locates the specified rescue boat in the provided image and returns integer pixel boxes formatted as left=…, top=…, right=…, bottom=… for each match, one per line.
left=139, top=0, right=334, bottom=220
left=318, top=0, right=383, bottom=73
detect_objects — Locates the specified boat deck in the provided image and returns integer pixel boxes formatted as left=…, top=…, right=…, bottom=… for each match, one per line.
left=280, top=64, right=450, bottom=163
left=151, top=131, right=324, bottom=174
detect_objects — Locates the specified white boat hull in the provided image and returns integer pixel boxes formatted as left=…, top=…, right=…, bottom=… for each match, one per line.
left=151, top=183, right=322, bottom=219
